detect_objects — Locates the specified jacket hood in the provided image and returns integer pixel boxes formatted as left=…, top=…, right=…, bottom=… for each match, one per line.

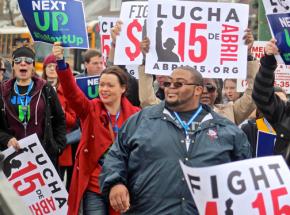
left=2, top=75, right=46, bottom=97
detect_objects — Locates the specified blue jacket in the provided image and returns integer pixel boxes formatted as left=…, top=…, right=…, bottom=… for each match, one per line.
left=100, top=102, right=251, bottom=215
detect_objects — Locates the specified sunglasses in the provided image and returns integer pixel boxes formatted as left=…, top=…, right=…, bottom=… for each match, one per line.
left=163, top=81, right=200, bottom=88
left=14, top=57, right=34, bottom=65
left=204, top=84, right=217, bottom=93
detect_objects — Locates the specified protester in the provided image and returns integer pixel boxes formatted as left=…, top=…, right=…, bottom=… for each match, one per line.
left=100, top=65, right=251, bottom=214
left=42, top=54, right=78, bottom=190
left=52, top=43, right=140, bottom=215
left=242, top=87, right=287, bottom=157
left=106, top=20, right=140, bottom=107
left=223, top=78, right=242, bottom=102
left=76, top=49, right=104, bottom=77
left=0, top=57, right=5, bottom=82
left=0, top=46, right=66, bottom=168
left=252, top=38, right=290, bottom=165
left=139, top=29, right=259, bottom=125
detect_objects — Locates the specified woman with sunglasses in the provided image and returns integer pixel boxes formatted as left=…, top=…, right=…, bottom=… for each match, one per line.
left=52, top=43, right=140, bottom=215
left=0, top=46, right=66, bottom=169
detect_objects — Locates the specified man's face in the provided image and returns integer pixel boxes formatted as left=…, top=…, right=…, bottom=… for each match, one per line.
left=85, top=55, right=104, bottom=76
left=201, top=79, right=218, bottom=106
left=165, top=69, right=202, bottom=111
left=224, top=79, right=240, bottom=102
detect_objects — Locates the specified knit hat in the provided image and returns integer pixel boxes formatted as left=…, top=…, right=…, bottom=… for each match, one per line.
left=12, top=46, right=35, bottom=60
left=43, top=54, right=57, bottom=67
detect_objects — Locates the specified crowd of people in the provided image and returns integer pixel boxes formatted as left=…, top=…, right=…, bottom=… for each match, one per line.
left=0, top=22, right=289, bottom=215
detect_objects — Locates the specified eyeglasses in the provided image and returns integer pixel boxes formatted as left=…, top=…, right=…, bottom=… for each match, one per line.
left=163, top=81, right=200, bottom=88
left=204, top=84, right=217, bottom=93
left=14, top=57, right=34, bottom=65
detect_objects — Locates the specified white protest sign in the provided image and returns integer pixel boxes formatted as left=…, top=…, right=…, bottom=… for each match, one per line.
left=99, top=16, right=140, bottom=79
left=262, top=0, right=290, bottom=14
left=180, top=156, right=290, bottom=215
left=236, top=41, right=267, bottom=92
left=99, top=16, right=118, bottom=63
left=114, top=1, right=148, bottom=65
left=1, top=134, right=68, bottom=215
left=146, top=0, right=249, bottom=79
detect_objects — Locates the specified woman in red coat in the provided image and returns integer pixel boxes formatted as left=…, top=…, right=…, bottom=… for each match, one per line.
left=53, top=44, right=140, bottom=215
left=42, top=54, right=78, bottom=190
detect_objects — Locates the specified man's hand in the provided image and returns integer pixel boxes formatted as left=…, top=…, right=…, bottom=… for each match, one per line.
left=52, top=42, right=64, bottom=60
left=7, top=137, right=20, bottom=151
left=265, top=38, right=279, bottom=55
left=111, top=20, right=123, bottom=44
left=243, top=28, right=254, bottom=53
left=109, top=184, right=130, bottom=213
left=140, top=36, right=150, bottom=55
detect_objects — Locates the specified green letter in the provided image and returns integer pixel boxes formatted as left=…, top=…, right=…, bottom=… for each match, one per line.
left=34, top=12, right=50, bottom=31
left=52, top=12, right=68, bottom=31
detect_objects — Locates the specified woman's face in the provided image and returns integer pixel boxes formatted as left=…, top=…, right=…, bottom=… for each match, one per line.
left=99, top=73, right=126, bottom=106
left=13, top=57, right=34, bottom=81
left=224, top=79, right=240, bottom=102
left=201, top=79, right=218, bottom=106
left=45, top=63, right=58, bottom=79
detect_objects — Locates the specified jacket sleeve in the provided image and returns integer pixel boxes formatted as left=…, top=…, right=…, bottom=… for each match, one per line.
left=232, top=125, right=252, bottom=160
left=56, top=65, right=91, bottom=120
left=252, top=54, right=285, bottom=123
left=138, top=65, right=161, bottom=108
left=47, top=85, right=67, bottom=153
left=99, top=113, right=140, bottom=196
left=233, top=60, right=259, bottom=125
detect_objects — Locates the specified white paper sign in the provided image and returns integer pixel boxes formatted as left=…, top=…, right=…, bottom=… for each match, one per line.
left=180, top=156, right=290, bottom=215
left=99, top=16, right=119, bottom=63
left=114, top=1, right=148, bottom=65
left=146, top=0, right=249, bottom=79
left=1, top=134, right=68, bottom=215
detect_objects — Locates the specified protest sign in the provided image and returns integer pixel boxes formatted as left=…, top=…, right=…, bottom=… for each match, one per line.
left=76, top=75, right=100, bottom=100
left=114, top=1, right=148, bottom=65
left=256, top=130, right=276, bottom=157
left=1, top=134, right=68, bottom=215
left=146, top=0, right=249, bottom=79
left=180, top=156, right=290, bottom=215
left=262, top=0, right=290, bottom=65
left=99, top=16, right=119, bottom=63
left=17, top=0, right=89, bottom=48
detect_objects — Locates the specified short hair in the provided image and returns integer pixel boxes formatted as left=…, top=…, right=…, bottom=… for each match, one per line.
left=174, top=65, right=203, bottom=85
left=83, top=49, right=102, bottom=63
left=100, top=66, right=128, bottom=95
left=224, top=78, right=237, bottom=87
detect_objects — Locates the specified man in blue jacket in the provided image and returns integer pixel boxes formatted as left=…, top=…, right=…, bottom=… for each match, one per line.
left=100, top=65, right=251, bottom=214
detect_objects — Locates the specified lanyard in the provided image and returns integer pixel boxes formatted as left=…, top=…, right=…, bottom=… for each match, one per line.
left=107, top=111, right=120, bottom=133
left=14, top=80, right=34, bottom=124
left=174, top=105, right=202, bottom=144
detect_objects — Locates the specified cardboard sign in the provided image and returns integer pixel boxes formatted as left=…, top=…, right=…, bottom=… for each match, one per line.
left=146, top=0, right=249, bottom=79
left=180, top=156, right=290, bottom=215
left=99, top=16, right=140, bottom=79
left=114, top=1, right=148, bottom=65
left=76, top=75, right=100, bottom=100
left=18, top=0, right=89, bottom=48
left=2, top=134, right=68, bottom=215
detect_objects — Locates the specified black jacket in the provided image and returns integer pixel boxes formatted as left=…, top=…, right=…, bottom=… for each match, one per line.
left=252, top=54, right=290, bottom=165
left=0, top=77, right=66, bottom=167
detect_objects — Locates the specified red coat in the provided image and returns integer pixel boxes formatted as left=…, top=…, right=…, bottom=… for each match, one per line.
left=57, top=84, right=77, bottom=166
left=57, top=66, right=140, bottom=215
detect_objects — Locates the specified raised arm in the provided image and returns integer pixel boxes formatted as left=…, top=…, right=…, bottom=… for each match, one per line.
left=52, top=43, right=91, bottom=119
